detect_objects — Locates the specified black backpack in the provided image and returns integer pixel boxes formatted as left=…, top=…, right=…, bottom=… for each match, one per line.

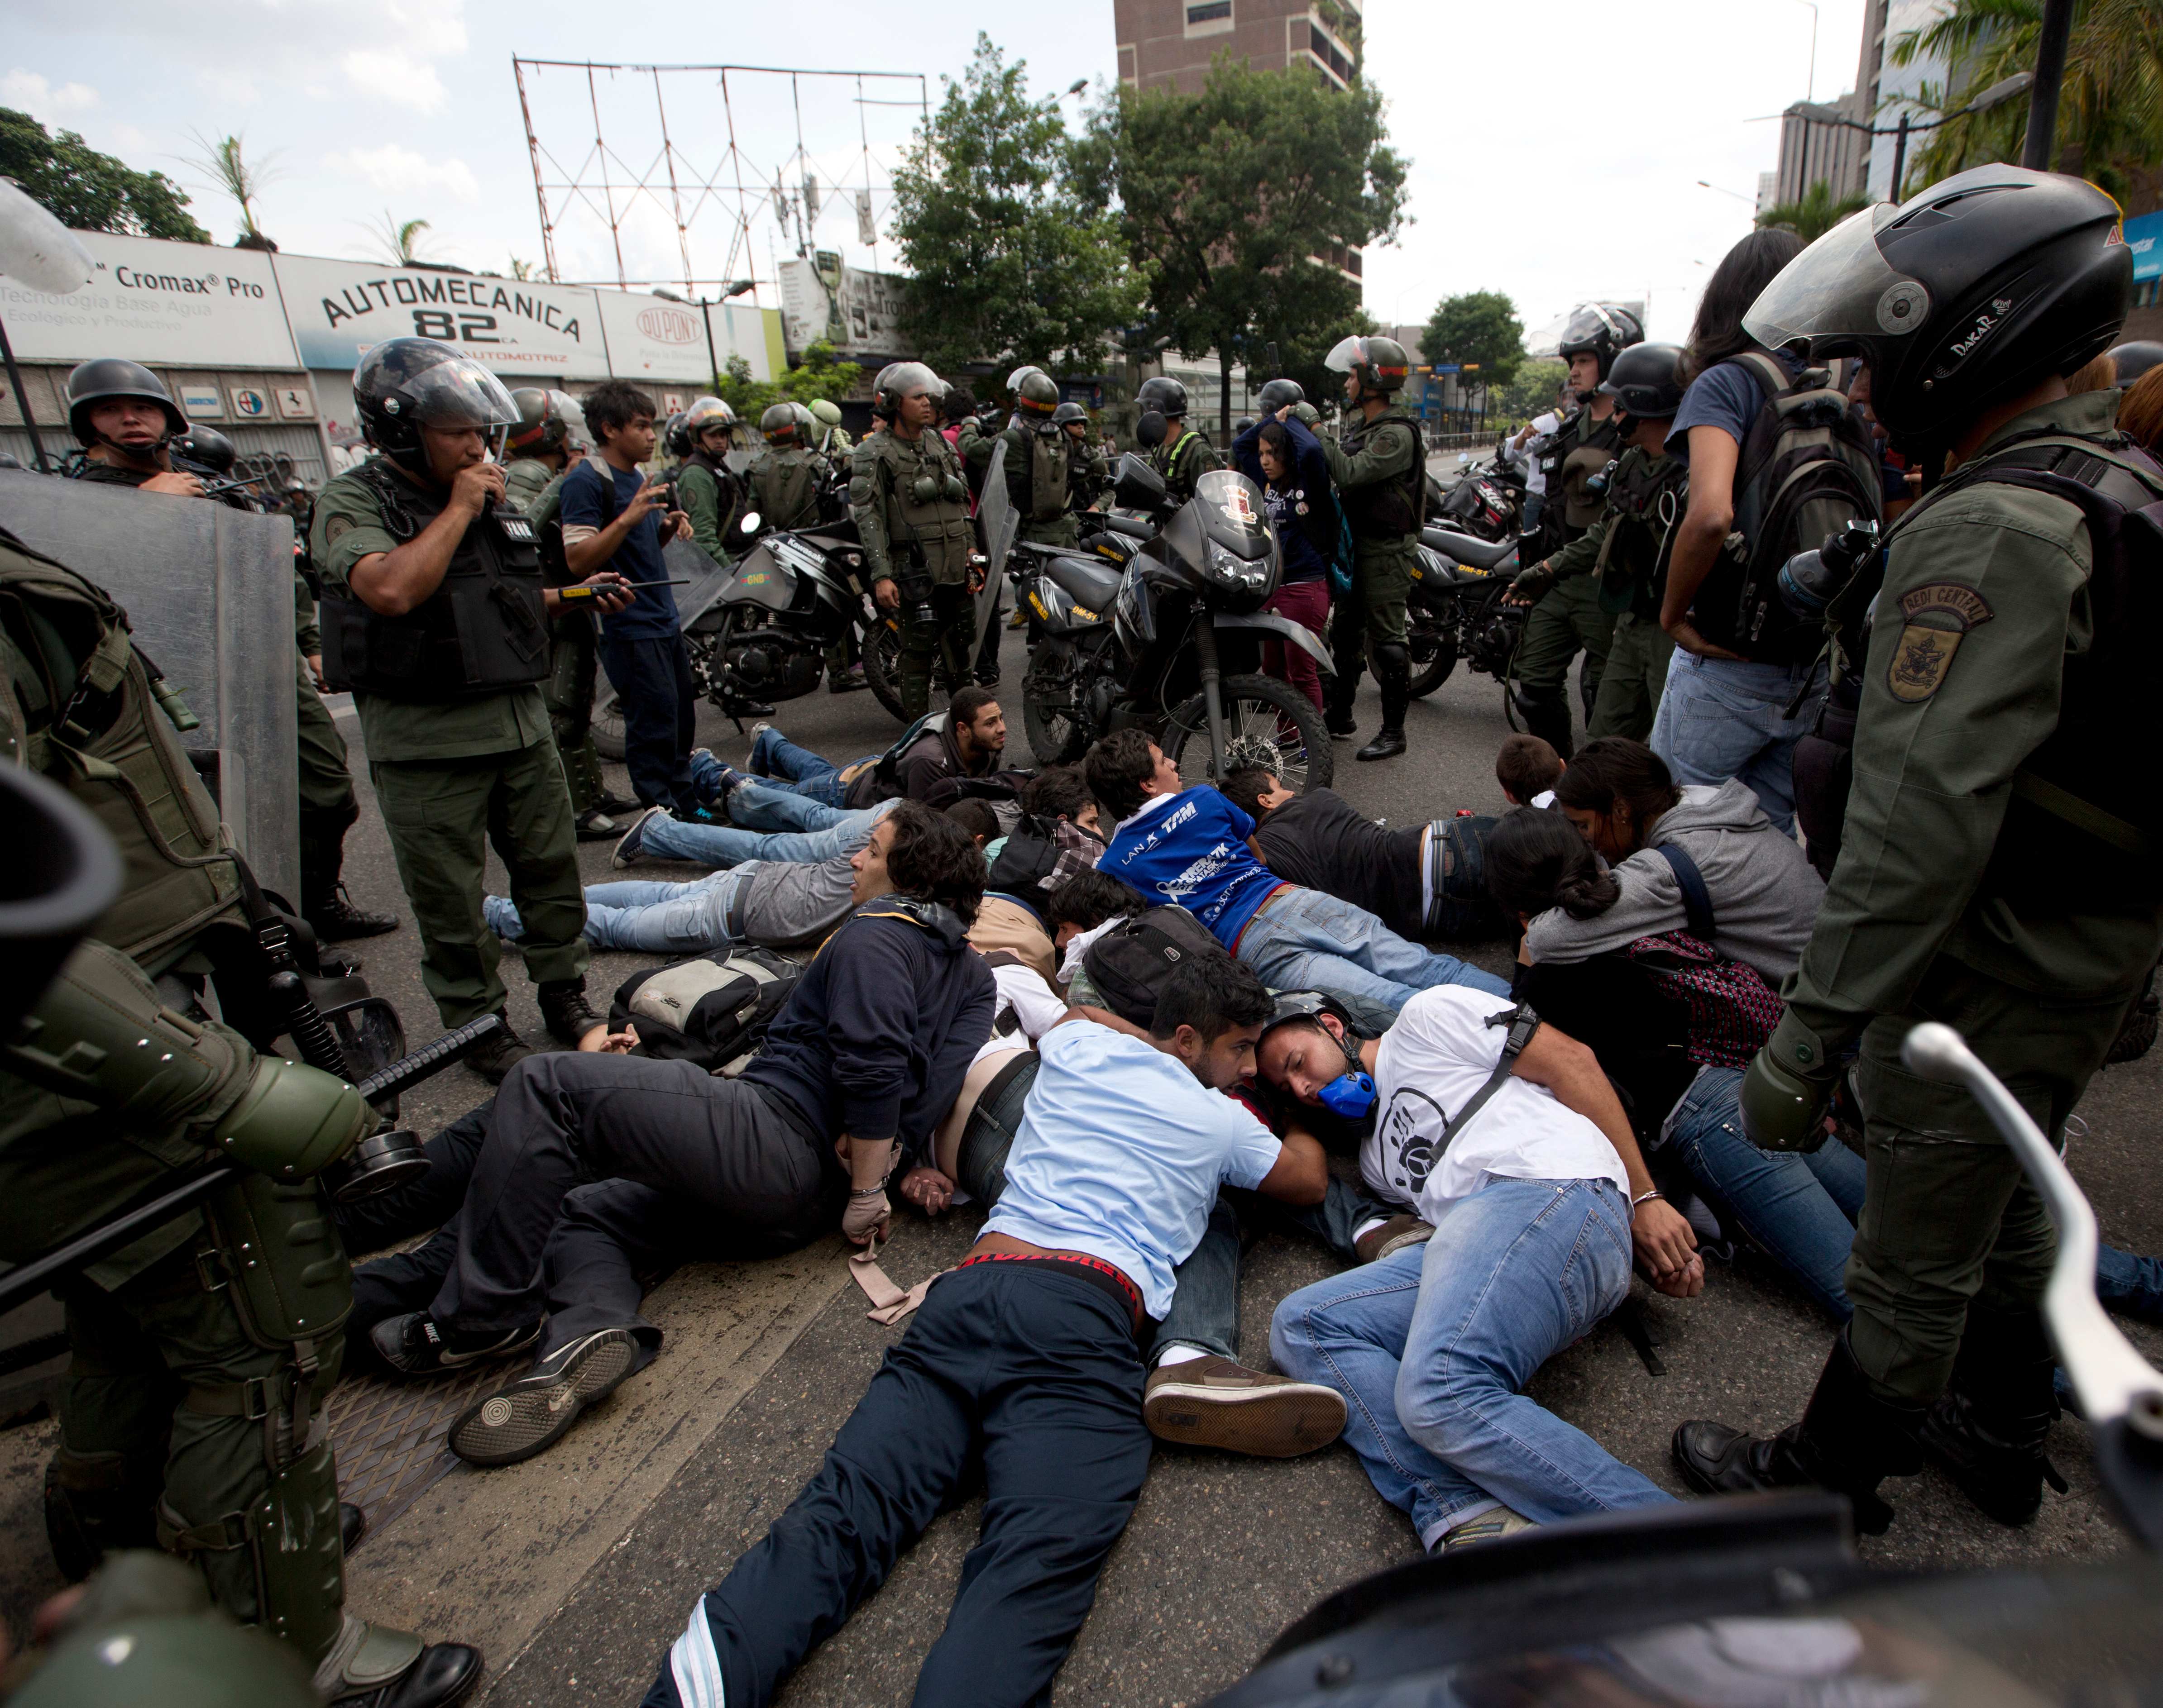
left=608, top=947, right=802, bottom=1073
left=985, top=811, right=1071, bottom=916
left=1082, top=906, right=1230, bottom=1031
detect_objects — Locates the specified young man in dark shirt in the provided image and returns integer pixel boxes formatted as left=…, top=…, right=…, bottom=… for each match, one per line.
left=712, top=685, right=1012, bottom=811
left=562, top=380, right=697, bottom=815
left=369, top=802, right=995, bottom=1467
left=1219, top=768, right=1507, bottom=944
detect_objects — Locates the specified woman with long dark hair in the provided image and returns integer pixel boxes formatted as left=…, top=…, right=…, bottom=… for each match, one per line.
left=1650, top=227, right=1829, bottom=834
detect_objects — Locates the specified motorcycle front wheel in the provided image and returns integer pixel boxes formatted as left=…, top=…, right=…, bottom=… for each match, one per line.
left=1163, top=674, right=1332, bottom=794
left=1021, top=638, right=1089, bottom=765
left=591, top=690, right=627, bottom=761
left=1407, top=599, right=1460, bottom=698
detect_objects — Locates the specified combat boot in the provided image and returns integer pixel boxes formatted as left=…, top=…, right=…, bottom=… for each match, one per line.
left=1672, top=1331, right=1925, bottom=1535
left=1919, top=1303, right=2067, bottom=1525
left=1357, top=642, right=1410, bottom=762
left=299, top=806, right=399, bottom=941
left=464, top=1016, right=535, bottom=1084
left=315, top=1618, right=483, bottom=1707
left=539, top=978, right=604, bottom=1047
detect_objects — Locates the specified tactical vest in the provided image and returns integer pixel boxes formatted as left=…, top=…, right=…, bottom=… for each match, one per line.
left=877, top=432, right=972, bottom=583
left=753, top=448, right=823, bottom=532
left=1338, top=406, right=1425, bottom=542
left=318, top=461, right=551, bottom=701
left=0, top=531, right=243, bottom=969
left=1594, top=452, right=1688, bottom=615
left=1013, top=427, right=1070, bottom=523
left=1557, top=412, right=1623, bottom=532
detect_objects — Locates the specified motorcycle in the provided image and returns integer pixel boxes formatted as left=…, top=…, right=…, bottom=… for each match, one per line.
left=1016, top=453, right=1334, bottom=791
left=1435, top=444, right=1527, bottom=543
left=1403, top=522, right=1522, bottom=701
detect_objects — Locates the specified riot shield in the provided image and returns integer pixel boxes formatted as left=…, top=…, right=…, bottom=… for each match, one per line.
left=0, top=472, right=299, bottom=900
left=976, top=437, right=1018, bottom=636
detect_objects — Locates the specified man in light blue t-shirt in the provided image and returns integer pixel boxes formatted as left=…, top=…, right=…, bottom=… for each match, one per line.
left=641, top=954, right=1331, bottom=1708
left=1084, top=728, right=1508, bottom=1032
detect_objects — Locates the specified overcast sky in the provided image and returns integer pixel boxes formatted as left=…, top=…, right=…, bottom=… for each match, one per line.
left=6, top=0, right=1869, bottom=348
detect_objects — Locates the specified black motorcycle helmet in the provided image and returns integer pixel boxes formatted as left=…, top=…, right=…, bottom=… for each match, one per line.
left=871, top=361, right=945, bottom=420
left=1051, top=401, right=1089, bottom=430
left=661, top=411, right=691, bottom=458
left=2109, top=340, right=2163, bottom=386
left=1598, top=343, right=1686, bottom=422
left=1555, top=303, right=1646, bottom=383
left=760, top=401, right=804, bottom=446
left=1743, top=166, right=2131, bottom=449
left=353, top=337, right=521, bottom=476
left=506, top=387, right=572, bottom=457
left=67, top=358, right=186, bottom=449
left=1137, top=376, right=1189, bottom=420
left=1256, top=377, right=1305, bottom=414
left=173, top=423, right=237, bottom=473
left=1009, top=366, right=1061, bottom=424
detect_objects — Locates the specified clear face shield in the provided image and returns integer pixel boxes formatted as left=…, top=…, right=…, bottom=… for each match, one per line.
left=397, top=357, right=521, bottom=459
left=547, top=389, right=590, bottom=452
left=1743, top=204, right=1932, bottom=360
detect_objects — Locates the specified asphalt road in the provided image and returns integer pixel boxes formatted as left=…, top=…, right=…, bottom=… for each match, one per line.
left=7, top=619, right=2161, bottom=1704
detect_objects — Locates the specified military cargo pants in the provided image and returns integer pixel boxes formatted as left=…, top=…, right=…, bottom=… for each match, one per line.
left=296, top=654, right=360, bottom=915
left=544, top=616, right=609, bottom=817
left=1846, top=957, right=2135, bottom=1403
left=1586, top=611, right=1676, bottom=743
left=1328, top=543, right=1413, bottom=700
left=370, top=740, right=589, bottom=1029
left=1513, top=572, right=1616, bottom=721
left=899, top=583, right=976, bottom=721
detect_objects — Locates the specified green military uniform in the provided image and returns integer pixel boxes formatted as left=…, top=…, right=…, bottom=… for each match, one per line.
left=849, top=425, right=975, bottom=719
left=1515, top=405, right=1623, bottom=749
left=1317, top=401, right=1423, bottom=710
left=1068, top=440, right=1111, bottom=515
left=0, top=528, right=389, bottom=1678
left=675, top=451, right=739, bottom=564
left=1536, top=443, right=1687, bottom=742
left=958, top=416, right=1078, bottom=547
left=311, top=457, right=588, bottom=1030
left=1775, top=391, right=2163, bottom=1404
left=521, top=466, right=615, bottom=822
left=1148, top=423, right=1221, bottom=507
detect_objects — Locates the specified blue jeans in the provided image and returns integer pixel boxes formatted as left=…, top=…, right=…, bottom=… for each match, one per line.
left=639, top=797, right=887, bottom=868
left=1235, top=886, right=1510, bottom=1034
left=1664, top=1066, right=1867, bottom=1320
left=1272, top=1177, right=1672, bottom=1547
left=747, top=726, right=873, bottom=810
left=488, top=872, right=754, bottom=954
left=1649, top=652, right=1827, bottom=834
left=687, top=754, right=860, bottom=835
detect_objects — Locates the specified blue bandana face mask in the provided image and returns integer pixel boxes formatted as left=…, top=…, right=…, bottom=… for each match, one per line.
left=1318, top=1068, right=1377, bottom=1120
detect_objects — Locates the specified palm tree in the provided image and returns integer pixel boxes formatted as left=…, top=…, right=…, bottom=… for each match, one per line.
left=1890, top=0, right=2163, bottom=201
left=368, top=210, right=432, bottom=267
left=1757, top=180, right=1871, bottom=242
left=187, top=130, right=279, bottom=249
left=508, top=256, right=536, bottom=280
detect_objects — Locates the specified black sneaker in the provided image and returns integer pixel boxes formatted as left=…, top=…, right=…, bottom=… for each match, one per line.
left=538, top=979, right=603, bottom=1047
left=612, top=806, right=662, bottom=868
left=1325, top=710, right=1358, bottom=739
left=369, top=1312, right=543, bottom=1379
left=464, top=1016, right=535, bottom=1084
left=448, top=1328, right=642, bottom=1467
left=595, top=788, right=641, bottom=816
left=308, top=887, right=401, bottom=942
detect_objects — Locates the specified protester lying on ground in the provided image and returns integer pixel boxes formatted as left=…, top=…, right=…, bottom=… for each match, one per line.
left=1496, top=732, right=1564, bottom=807
left=1220, top=768, right=1507, bottom=943
left=1267, top=983, right=1701, bottom=1552
left=1087, top=730, right=1510, bottom=1031
left=366, top=803, right=994, bottom=1469
left=710, top=686, right=1015, bottom=811
left=643, top=955, right=1326, bottom=1708
left=1045, top=868, right=1149, bottom=1005
left=1536, top=737, right=1822, bottom=985
left=487, top=842, right=861, bottom=954
left=613, top=753, right=896, bottom=869
left=944, top=797, right=1001, bottom=844
left=984, top=764, right=1105, bottom=892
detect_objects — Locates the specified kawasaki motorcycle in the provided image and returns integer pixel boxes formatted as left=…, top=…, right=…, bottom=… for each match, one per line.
left=1015, top=453, right=1334, bottom=790
left=1404, top=522, right=1522, bottom=700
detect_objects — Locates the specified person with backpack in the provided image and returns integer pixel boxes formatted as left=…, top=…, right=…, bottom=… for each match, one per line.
left=1674, top=167, right=2163, bottom=1537
left=1650, top=230, right=1883, bottom=834
left=1233, top=409, right=1337, bottom=713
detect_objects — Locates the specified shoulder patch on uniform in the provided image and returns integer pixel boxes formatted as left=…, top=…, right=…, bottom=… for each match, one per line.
left=1887, top=582, right=1993, bottom=704
left=324, top=515, right=353, bottom=544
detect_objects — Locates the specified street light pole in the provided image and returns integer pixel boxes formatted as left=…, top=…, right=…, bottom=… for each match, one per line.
left=2022, top=0, right=2076, bottom=171
left=1791, top=0, right=1819, bottom=104
left=1890, top=111, right=1911, bottom=201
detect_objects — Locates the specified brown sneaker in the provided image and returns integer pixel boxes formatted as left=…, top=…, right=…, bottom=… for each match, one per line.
left=1356, top=1214, right=1435, bottom=1264
left=1142, top=1355, right=1346, bottom=1457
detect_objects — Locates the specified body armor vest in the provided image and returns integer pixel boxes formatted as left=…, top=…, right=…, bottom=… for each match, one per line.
left=1595, top=452, right=1688, bottom=614
left=882, top=432, right=972, bottom=577
left=1339, top=406, right=1425, bottom=541
left=753, top=448, right=823, bottom=532
left=319, top=461, right=550, bottom=702
left=0, top=533, right=242, bottom=969
left=1557, top=413, right=1623, bottom=531
left=1014, top=428, right=1070, bottom=523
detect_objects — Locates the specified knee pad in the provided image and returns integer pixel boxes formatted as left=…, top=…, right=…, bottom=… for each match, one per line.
left=1372, top=641, right=1411, bottom=686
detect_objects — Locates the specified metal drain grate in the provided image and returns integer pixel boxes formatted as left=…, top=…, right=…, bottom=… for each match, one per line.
left=325, top=1363, right=519, bottom=1543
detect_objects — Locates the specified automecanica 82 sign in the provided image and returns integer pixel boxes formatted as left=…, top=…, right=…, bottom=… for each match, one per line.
left=272, top=255, right=609, bottom=379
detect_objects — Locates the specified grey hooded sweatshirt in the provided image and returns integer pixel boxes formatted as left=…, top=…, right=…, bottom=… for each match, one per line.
left=1525, top=779, right=1824, bottom=983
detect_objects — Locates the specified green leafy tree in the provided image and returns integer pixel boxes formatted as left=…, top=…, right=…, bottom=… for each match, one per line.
left=716, top=340, right=863, bottom=419
left=1077, top=54, right=1408, bottom=438
left=1757, top=180, right=1870, bottom=241
left=1419, top=291, right=1526, bottom=395
left=0, top=108, right=209, bottom=242
left=1891, top=0, right=2163, bottom=201
left=1493, top=358, right=1570, bottom=430
left=888, top=35, right=1146, bottom=379
left=1271, top=306, right=1379, bottom=421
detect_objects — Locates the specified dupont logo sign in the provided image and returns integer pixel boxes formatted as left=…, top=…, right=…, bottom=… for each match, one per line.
left=636, top=305, right=701, bottom=345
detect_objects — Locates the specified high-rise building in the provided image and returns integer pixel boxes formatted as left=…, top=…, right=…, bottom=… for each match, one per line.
left=1771, top=0, right=1951, bottom=207
left=1114, top=0, right=1361, bottom=97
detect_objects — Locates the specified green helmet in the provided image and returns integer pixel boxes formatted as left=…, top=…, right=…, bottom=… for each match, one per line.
left=681, top=395, right=734, bottom=448
left=1325, top=334, right=1412, bottom=398
left=809, top=398, right=843, bottom=428
left=760, top=401, right=804, bottom=446
left=506, top=387, right=572, bottom=456
left=1007, top=366, right=1060, bottom=422
left=1051, top=401, right=1089, bottom=429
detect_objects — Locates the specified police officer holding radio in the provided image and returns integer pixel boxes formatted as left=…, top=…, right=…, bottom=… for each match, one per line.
left=1674, top=169, right=2163, bottom=1536
left=850, top=362, right=976, bottom=719
left=311, top=338, right=628, bottom=1081
left=1510, top=304, right=1644, bottom=757
left=1312, top=334, right=1423, bottom=763
left=0, top=523, right=482, bottom=1703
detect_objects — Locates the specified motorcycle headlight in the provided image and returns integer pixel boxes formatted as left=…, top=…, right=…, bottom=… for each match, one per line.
left=1206, top=539, right=1268, bottom=591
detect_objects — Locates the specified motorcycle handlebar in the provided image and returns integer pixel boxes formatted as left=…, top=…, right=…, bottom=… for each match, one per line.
left=1099, top=514, right=1155, bottom=540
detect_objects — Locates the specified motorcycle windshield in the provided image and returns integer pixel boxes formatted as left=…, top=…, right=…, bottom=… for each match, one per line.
left=1192, top=469, right=1273, bottom=561
left=665, top=536, right=737, bottom=628
left=976, top=436, right=1017, bottom=632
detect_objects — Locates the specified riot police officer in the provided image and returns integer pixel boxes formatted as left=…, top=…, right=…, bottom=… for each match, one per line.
left=1313, top=334, right=1422, bottom=762
left=502, top=387, right=632, bottom=841
left=809, top=396, right=853, bottom=458
left=1512, top=344, right=1689, bottom=743
left=310, top=338, right=626, bottom=1080
left=959, top=366, right=1077, bottom=547
left=1675, top=169, right=2163, bottom=1534
left=674, top=395, right=743, bottom=563
left=63, top=362, right=398, bottom=945
left=753, top=401, right=866, bottom=693
left=0, top=525, right=481, bottom=1704
left=1136, top=374, right=1222, bottom=505
left=850, top=362, right=974, bottom=718
left=1054, top=400, right=1110, bottom=514
left=1511, top=303, right=1645, bottom=757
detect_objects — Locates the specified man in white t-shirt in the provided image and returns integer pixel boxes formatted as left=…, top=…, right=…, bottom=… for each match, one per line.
left=644, top=954, right=1330, bottom=1708
left=1264, top=985, right=1703, bottom=1551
